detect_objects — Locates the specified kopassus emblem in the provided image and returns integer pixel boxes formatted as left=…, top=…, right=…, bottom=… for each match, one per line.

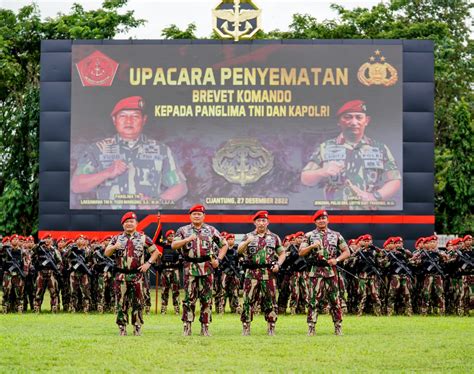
left=76, top=50, right=119, bottom=87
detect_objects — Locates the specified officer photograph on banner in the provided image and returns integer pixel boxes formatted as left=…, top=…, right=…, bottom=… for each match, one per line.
left=69, top=44, right=402, bottom=211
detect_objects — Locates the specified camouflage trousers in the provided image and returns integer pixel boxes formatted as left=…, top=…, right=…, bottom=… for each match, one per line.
left=213, top=271, right=224, bottom=313
left=420, top=274, right=445, bottom=315
left=23, top=272, right=35, bottom=312
left=289, top=272, right=308, bottom=310
left=160, top=269, right=180, bottom=308
left=460, top=275, right=472, bottom=315
left=277, top=272, right=291, bottom=313
left=69, top=272, right=91, bottom=312
left=307, top=275, right=342, bottom=324
left=241, top=277, right=278, bottom=323
left=97, top=271, right=114, bottom=311
left=357, top=276, right=382, bottom=315
left=2, top=273, right=25, bottom=312
left=386, top=275, right=412, bottom=315
left=34, top=270, right=59, bottom=311
left=182, top=274, right=213, bottom=324
left=143, top=272, right=151, bottom=310
left=115, top=274, right=145, bottom=327
left=60, top=271, right=70, bottom=311
left=219, top=272, right=240, bottom=313
left=338, top=274, right=348, bottom=313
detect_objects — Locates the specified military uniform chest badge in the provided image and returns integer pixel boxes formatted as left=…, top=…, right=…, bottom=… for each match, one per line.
left=213, top=138, right=273, bottom=187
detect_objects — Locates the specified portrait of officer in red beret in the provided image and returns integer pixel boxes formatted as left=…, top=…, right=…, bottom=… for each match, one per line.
left=71, top=96, right=187, bottom=209
left=300, top=99, right=401, bottom=209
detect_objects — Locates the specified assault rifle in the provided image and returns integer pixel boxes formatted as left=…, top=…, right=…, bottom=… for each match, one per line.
left=382, top=249, right=415, bottom=282
left=306, top=256, right=359, bottom=280
left=356, top=248, right=384, bottom=282
left=455, top=250, right=474, bottom=273
left=69, top=246, right=92, bottom=276
left=94, top=249, right=115, bottom=273
left=420, top=250, right=446, bottom=278
left=37, top=244, right=61, bottom=275
left=221, top=254, right=244, bottom=280
left=4, top=246, right=25, bottom=278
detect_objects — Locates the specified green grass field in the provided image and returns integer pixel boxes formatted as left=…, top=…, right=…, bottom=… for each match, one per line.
left=1, top=293, right=473, bottom=373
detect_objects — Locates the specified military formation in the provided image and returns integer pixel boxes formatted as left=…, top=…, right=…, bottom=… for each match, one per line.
left=1, top=208, right=473, bottom=337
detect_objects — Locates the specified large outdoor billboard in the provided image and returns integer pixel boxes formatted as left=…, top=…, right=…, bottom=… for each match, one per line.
left=70, top=44, right=403, bottom=211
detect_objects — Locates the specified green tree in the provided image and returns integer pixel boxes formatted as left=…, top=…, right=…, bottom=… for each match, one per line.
left=0, top=1, right=144, bottom=235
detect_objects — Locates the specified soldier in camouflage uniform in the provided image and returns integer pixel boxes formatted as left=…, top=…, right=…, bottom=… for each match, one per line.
left=299, top=210, right=350, bottom=336
left=460, top=235, right=473, bottom=315
left=22, top=236, right=36, bottom=312
left=383, top=237, right=414, bottom=316
left=411, top=235, right=449, bottom=316
left=301, top=100, right=401, bottom=209
left=172, top=205, right=228, bottom=336
left=106, top=211, right=161, bottom=336
left=351, top=234, right=384, bottom=316
left=67, top=234, right=93, bottom=313
left=1, top=234, right=27, bottom=313
left=32, top=234, right=62, bottom=313
left=57, top=238, right=71, bottom=311
left=92, top=237, right=115, bottom=313
left=219, top=233, right=242, bottom=314
left=71, top=96, right=187, bottom=209
left=289, top=232, right=309, bottom=315
left=159, top=230, right=181, bottom=315
left=238, top=211, right=286, bottom=336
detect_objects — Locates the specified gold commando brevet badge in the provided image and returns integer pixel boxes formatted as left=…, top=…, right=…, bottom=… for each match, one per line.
left=212, top=0, right=262, bottom=42
left=213, top=138, right=273, bottom=187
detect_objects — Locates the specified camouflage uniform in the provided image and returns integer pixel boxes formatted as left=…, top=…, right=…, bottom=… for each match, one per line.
left=460, top=246, right=473, bottom=315
left=32, top=244, right=62, bottom=313
left=383, top=248, right=414, bottom=316
left=239, top=230, right=284, bottom=329
left=219, top=245, right=242, bottom=313
left=289, top=270, right=309, bottom=314
left=352, top=247, right=384, bottom=316
left=412, top=249, right=447, bottom=315
left=174, top=223, right=225, bottom=334
left=92, top=245, right=115, bottom=313
left=75, top=134, right=186, bottom=208
left=1, top=245, right=26, bottom=313
left=302, top=228, right=347, bottom=333
left=307, top=134, right=401, bottom=207
left=22, top=248, right=35, bottom=311
left=109, top=231, right=157, bottom=331
left=67, top=245, right=93, bottom=313
left=158, top=242, right=181, bottom=314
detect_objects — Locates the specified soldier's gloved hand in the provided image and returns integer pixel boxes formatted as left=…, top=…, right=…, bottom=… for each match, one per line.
left=106, top=160, right=128, bottom=179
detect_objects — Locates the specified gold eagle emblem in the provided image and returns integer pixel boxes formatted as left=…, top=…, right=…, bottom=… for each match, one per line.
left=358, top=50, right=398, bottom=87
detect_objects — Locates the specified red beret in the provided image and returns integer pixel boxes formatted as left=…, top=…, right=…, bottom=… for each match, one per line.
left=189, top=204, right=205, bottom=214
left=220, top=231, right=228, bottom=238
left=121, top=211, right=137, bottom=225
left=347, top=239, right=356, bottom=246
left=364, top=234, right=373, bottom=241
left=450, top=238, right=460, bottom=246
left=165, top=229, right=175, bottom=237
left=10, top=234, right=19, bottom=240
left=226, top=233, right=235, bottom=239
left=337, top=100, right=367, bottom=117
left=111, top=96, right=145, bottom=117
left=58, top=237, right=68, bottom=242
left=2, top=236, right=10, bottom=243
left=312, top=210, right=328, bottom=221
left=294, top=231, right=305, bottom=238
left=75, top=234, right=87, bottom=242
left=428, top=235, right=438, bottom=241
left=415, top=237, right=425, bottom=247
left=253, top=210, right=269, bottom=221
left=393, top=236, right=403, bottom=243
left=463, top=235, right=472, bottom=241
left=41, top=233, right=52, bottom=240
left=102, top=235, right=112, bottom=241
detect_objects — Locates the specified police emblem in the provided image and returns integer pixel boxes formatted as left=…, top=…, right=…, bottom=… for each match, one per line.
left=357, top=50, right=398, bottom=87
left=76, top=50, right=119, bottom=87
left=212, top=0, right=262, bottom=42
left=213, top=138, right=273, bottom=187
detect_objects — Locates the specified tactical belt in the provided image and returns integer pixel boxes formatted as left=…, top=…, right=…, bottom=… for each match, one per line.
left=161, top=264, right=181, bottom=269
left=242, top=263, right=273, bottom=270
left=115, top=268, right=140, bottom=274
left=184, top=256, right=211, bottom=263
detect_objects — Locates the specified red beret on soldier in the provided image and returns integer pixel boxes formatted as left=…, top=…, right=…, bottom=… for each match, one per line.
left=415, top=237, right=425, bottom=247
left=463, top=234, right=472, bottom=241
left=111, top=96, right=145, bottom=117
left=2, top=236, right=10, bottom=244
left=189, top=204, right=205, bottom=214
left=226, top=233, right=235, bottom=240
left=294, top=231, right=305, bottom=238
left=336, top=100, right=367, bottom=117
left=75, top=234, right=88, bottom=242
left=121, top=211, right=137, bottom=225
left=252, top=210, right=269, bottom=221
left=165, top=229, right=175, bottom=238
left=312, top=210, right=328, bottom=221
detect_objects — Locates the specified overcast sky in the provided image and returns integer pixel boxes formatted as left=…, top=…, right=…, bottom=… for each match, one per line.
left=2, top=0, right=384, bottom=38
